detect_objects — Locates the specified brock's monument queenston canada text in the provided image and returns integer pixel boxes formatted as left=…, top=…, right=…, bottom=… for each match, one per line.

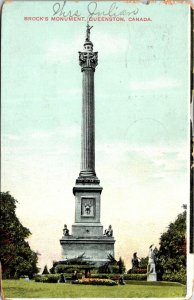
left=60, top=24, right=115, bottom=266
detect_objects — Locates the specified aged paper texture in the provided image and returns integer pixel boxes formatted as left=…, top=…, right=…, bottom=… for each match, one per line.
left=1, top=0, right=193, bottom=298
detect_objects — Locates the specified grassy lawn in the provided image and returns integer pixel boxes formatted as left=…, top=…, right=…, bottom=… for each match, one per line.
left=3, top=280, right=186, bottom=298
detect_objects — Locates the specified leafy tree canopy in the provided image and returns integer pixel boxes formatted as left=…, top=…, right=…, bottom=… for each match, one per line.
left=118, top=257, right=126, bottom=274
left=157, top=210, right=186, bottom=275
left=0, top=192, right=39, bottom=278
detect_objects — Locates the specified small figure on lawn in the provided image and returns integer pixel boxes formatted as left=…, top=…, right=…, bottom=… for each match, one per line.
left=72, top=270, right=78, bottom=282
left=85, top=270, right=91, bottom=278
left=59, top=274, right=66, bottom=283
left=119, top=275, right=126, bottom=285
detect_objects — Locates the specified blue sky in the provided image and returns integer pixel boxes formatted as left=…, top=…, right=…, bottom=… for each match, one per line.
left=2, top=1, right=190, bottom=269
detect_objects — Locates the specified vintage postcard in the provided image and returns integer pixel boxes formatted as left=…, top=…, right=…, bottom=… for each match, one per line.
left=1, top=0, right=193, bottom=298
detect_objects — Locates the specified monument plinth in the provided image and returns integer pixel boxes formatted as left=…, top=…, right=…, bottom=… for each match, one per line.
left=60, top=24, right=115, bottom=265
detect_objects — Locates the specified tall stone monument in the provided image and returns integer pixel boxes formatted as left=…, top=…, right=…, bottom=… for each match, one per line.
left=60, top=24, right=115, bottom=265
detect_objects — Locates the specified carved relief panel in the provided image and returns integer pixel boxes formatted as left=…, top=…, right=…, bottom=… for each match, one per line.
left=81, top=198, right=95, bottom=217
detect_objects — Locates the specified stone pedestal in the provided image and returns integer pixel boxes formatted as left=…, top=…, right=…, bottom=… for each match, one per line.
left=60, top=183, right=115, bottom=264
left=147, top=273, right=157, bottom=282
left=60, top=236, right=115, bottom=266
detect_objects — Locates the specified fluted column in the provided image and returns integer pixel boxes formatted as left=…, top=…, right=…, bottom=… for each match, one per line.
left=80, top=68, right=95, bottom=176
left=77, top=39, right=98, bottom=183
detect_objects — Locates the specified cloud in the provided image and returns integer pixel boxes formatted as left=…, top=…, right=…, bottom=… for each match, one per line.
left=93, top=31, right=130, bottom=56
left=2, top=125, right=80, bottom=162
left=31, top=131, right=53, bottom=140
left=129, top=77, right=181, bottom=91
left=44, top=39, right=78, bottom=64
left=56, top=87, right=81, bottom=100
left=44, top=30, right=130, bottom=66
left=96, top=141, right=188, bottom=184
left=3, top=134, right=22, bottom=141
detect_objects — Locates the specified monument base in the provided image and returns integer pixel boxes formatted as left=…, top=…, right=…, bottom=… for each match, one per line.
left=60, top=235, right=115, bottom=266
left=147, top=273, right=157, bottom=282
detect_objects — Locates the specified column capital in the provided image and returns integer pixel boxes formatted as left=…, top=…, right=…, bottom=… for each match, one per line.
left=79, top=51, right=98, bottom=72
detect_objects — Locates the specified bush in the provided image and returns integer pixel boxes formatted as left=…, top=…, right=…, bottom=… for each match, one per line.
left=34, top=274, right=60, bottom=283
left=128, top=268, right=147, bottom=274
left=63, top=273, right=76, bottom=280
left=124, top=274, right=147, bottom=281
left=110, top=275, right=120, bottom=281
left=34, top=275, right=41, bottom=282
left=72, top=278, right=118, bottom=286
left=91, top=274, right=123, bottom=280
left=91, top=274, right=110, bottom=279
left=162, top=269, right=186, bottom=285
left=55, top=264, right=94, bottom=274
left=134, top=268, right=147, bottom=274
left=109, top=265, right=120, bottom=274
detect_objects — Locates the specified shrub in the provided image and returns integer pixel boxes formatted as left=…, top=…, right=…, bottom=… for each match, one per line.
left=63, top=273, right=73, bottom=280
left=72, top=278, right=118, bottom=286
left=162, top=269, right=186, bottom=285
left=34, top=275, right=41, bottom=282
left=91, top=274, right=110, bottom=279
left=124, top=274, right=147, bottom=281
left=128, top=268, right=147, bottom=274
left=34, top=274, right=60, bottom=283
left=109, top=265, right=120, bottom=274
left=55, top=264, right=94, bottom=274
left=91, top=273, right=123, bottom=280
left=134, top=268, right=147, bottom=274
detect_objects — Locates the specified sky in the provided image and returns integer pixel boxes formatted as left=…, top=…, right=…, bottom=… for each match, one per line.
left=1, top=1, right=190, bottom=271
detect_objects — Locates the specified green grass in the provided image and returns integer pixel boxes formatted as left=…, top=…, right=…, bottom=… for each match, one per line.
left=3, top=279, right=186, bottom=298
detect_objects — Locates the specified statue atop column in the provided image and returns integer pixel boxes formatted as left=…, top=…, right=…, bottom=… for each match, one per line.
left=78, top=23, right=98, bottom=73
left=86, top=23, right=93, bottom=41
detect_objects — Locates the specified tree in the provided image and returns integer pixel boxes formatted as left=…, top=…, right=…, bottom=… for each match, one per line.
left=42, top=265, right=49, bottom=275
left=127, top=255, right=148, bottom=274
left=139, top=257, right=148, bottom=269
left=0, top=192, right=39, bottom=278
left=157, top=210, right=186, bottom=278
left=118, top=257, right=126, bottom=274
left=98, top=254, right=126, bottom=274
